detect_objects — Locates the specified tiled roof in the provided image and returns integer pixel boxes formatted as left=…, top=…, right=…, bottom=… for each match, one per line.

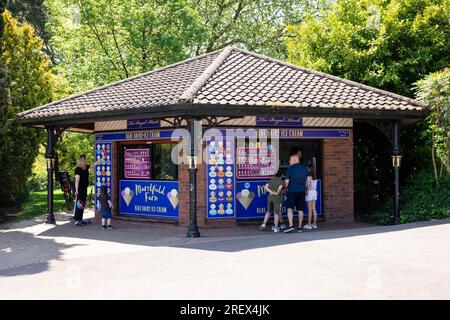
left=18, top=46, right=425, bottom=124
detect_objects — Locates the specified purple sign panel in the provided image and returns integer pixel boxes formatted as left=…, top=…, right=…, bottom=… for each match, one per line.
left=236, top=145, right=277, bottom=179
left=127, top=118, right=160, bottom=129
left=124, top=148, right=151, bottom=179
left=256, top=116, right=303, bottom=127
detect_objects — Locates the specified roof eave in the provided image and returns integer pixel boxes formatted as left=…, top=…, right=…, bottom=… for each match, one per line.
left=18, top=103, right=427, bottom=128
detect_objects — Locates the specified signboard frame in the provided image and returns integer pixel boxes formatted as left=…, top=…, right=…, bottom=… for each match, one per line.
left=119, top=179, right=179, bottom=218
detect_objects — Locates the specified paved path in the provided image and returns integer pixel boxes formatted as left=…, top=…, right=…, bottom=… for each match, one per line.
left=1, top=211, right=450, bottom=299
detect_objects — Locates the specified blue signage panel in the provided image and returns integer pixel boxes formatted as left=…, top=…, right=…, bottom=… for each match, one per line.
left=95, top=128, right=349, bottom=142
left=256, top=129, right=350, bottom=139
left=94, top=142, right=113, bottom=211
left=206, top=134, right=236, bottom=219
left=256, top=116, right=303, bottom=127
left=127, top=118, right=160, bottom=129
left=95, top=129, right=175, bottom=141
left=236, top=180, right=322, bottom=219
left=119, top=180, right=179, bottom=218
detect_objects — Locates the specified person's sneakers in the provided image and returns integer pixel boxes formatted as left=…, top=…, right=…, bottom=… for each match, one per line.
left=297, top=226, right=303, bottom=233
left=279, top=224, right=287, bottom=230
left=259, top=224, right=267, bottom=231
left=75, top=221, right=86, bottom=226
left=107, top=225, right=114, bottom=230
left=312, top=224, right=318, bottom=229
left=283, top=226, right=296, bottom=233
left=101, top=225, right=107, bottom=230
left=273, top=226, right=281, bottom=233
left=304, top=224, right=313, bottom=230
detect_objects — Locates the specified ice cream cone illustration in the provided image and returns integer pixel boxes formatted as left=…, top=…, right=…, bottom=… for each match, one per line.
left=167, top=189, right=179, bottom=209
left=121, top=187, right=134, bottom=206
left=237, top=189, right=255, bottom=209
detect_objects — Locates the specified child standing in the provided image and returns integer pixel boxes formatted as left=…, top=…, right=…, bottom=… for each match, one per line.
left=304, top=167, right=318, bottom=230
left=260, top=169, right=284, bottom=233
left=97, top=185, right=113, bottom=230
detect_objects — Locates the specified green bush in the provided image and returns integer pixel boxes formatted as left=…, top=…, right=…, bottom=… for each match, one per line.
left=27, top=172, right=48, bottom=192
left=373, top=169, right=450, bottom=224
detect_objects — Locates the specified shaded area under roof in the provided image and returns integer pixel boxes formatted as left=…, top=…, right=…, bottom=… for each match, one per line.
left=18, top=46, right=426, bottom=128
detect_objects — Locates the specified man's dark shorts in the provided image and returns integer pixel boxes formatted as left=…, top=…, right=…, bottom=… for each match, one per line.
left=287, top=192, right=305, bottom=211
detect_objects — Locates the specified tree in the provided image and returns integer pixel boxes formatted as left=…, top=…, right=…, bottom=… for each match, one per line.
left=0, top=0, right=9, bottom=132
left=46, top=0, right=330, bottom=92
left=415, top=69, right=450, bottom=181
left=286, top=0, right=450, bottom=97
left=0, top=10, right=55, bottom=205
left=46, top=0, right=206, bottom=92
left=190, top=0, right=331, bottom=58
left=6, top=0, right=54, bottom=61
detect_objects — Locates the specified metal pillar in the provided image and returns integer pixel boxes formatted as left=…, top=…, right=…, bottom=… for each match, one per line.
left=45, top=127, right=56, bottom=224
left=186, top=118, right=200, bottom=237
left=392, top=121, right=401, bottom=225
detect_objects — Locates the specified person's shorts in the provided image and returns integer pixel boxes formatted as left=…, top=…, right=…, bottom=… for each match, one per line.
left=101, top=210, right=112, bottom=219
left=267, top=196, right=282, bottom=214
left=287, top=192, right=305, bottom=211
left=305, top=190, right=318, bottom=202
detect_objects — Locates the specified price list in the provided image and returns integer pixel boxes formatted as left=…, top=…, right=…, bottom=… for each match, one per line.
left=124, top=148, right=151, bottom=179
left=236, top=145, right=277, bottom=179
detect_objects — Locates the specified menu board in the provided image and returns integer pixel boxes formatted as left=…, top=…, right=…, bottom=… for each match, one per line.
left=236, top=144, right=277, bottom=179
left=124, top=148, right=151, bottom=179
left=94, top=142, right=113, bottom=211
left=206, top=136, right=235, bottom=219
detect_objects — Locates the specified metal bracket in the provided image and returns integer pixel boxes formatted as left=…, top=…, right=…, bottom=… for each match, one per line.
left=204, top=116, right=242, bottom=129
left=160, top=117, right=186, bottom=128
left=358, top=119, right=394, bottom=144
left=161, top=116, right=243, bottom=129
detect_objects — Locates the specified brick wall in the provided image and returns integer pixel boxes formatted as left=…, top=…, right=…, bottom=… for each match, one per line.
left=322, top=132, right=354, bottom=223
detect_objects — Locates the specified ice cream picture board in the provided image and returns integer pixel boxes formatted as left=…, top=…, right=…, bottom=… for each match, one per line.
left=206, top=137, right=235, bottom=219
left=95, top=142, right=112, bottom=211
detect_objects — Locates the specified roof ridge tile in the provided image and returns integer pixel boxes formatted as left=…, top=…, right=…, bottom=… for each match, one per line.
left=179, top=46, right=234, bottom=103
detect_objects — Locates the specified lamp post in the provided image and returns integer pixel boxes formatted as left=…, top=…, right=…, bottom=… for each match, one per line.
left=186, top=118, right=200, bottom=237
left=45, top=127, right=56, bottom=224
left=392, top=121, right=401, bottom=225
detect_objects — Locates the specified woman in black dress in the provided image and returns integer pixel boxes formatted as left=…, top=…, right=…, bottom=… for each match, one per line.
left=74, top=154, right=102, bottom=226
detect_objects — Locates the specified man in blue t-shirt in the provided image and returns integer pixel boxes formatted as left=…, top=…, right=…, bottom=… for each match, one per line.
left=284, top=153, right=309, bottom=233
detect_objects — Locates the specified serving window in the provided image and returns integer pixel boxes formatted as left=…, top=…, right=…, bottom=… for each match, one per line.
left=119, top=142, right=178, bottom=181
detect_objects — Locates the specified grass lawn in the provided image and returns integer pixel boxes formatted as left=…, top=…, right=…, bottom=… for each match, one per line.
left=17, top=189, right=67, bottom=222
left=0, top=189, right=67, bottom=227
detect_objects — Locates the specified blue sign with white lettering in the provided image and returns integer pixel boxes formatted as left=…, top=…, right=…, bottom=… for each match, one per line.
left=119, top=180, right=179, bottom=218
left=127, top=118, right=160, bottom=129
left=236, top=180, right=322, bottom=219
left=256, top=116, right=303, bottom=127
left=95, top=129, right=175, bottom=141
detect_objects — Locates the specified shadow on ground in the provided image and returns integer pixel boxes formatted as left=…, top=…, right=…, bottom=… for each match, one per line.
left=37, top=216, right=450, bottom=253
left=0, top=231, right=76, bottom=277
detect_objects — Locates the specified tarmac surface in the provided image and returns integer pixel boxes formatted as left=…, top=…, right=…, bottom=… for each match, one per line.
left=1, top=210, right=450, bottom=299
